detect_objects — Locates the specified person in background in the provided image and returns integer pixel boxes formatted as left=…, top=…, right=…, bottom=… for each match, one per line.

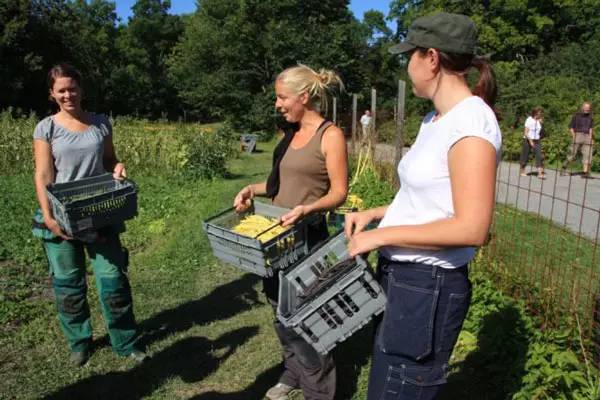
left=519, top=106, right=545, bottom=179
left=233, top=64, right=348, bottom=400
left=32, top=63, right=146, bottom=367
left=360, top=109, right=372, bottom=141
left=561, top=101, right=594, bottom=178
left=345, top=12, right=501, bottom=400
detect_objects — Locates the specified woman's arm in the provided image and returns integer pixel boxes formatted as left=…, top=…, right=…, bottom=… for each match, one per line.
left=103, top=135, right=126, bottom=179
left=281, top=126, right=348, bottom=226
left=33, top=139, right=71, bottom=239
left=348, top=136, right=496, bottom=256
left=233, top=181, right=267, bottom=212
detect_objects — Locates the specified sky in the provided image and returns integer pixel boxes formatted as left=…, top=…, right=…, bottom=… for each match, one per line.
left=113, top=0, right=395, bottom=28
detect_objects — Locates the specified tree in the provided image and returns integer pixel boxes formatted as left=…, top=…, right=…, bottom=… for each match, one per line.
left=106, top=0, right=183, bottom=118
left=388, top=0, right=600, bottom=61
left=168, top=0, right=365, bottom=131
left=0, top=0, right=119, bottom=114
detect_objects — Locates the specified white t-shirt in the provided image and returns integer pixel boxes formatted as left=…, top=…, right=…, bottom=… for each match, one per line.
left=360, top=114, right=371, bottom=127
left=524, top=116, right=541, bottom=140
left=378, top=96, right=502, bottom=269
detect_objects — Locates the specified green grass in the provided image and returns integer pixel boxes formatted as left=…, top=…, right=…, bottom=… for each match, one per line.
left=0, top=139, right=375, bottom=399
left=482, top=204, right=599, bottom=333
left=1, top=135, right=597, bottom=399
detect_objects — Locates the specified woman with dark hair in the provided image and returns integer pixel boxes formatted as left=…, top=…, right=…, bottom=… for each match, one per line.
left=345, top=13, right=502, bottom=400
left=32, top=63, right=146, bottom=367
left=519, top=106, right=545, bottom=179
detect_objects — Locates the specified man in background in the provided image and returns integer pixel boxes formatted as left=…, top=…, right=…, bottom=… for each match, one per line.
left=360, top=109, right=372, bottom=141
left=561, top=102, right=594, bottom=178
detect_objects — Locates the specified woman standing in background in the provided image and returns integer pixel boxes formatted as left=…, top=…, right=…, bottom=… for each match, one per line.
left=519, top=106, right=545, bottom=179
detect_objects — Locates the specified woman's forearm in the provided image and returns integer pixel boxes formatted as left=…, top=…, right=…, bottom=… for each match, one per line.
left=248, top=182, right=267, bottom=197
left=304, top=189, right=346, bottom=214
left=376, top=215, right=490, bottom=250
left=34, top=171, right=54, bottom=221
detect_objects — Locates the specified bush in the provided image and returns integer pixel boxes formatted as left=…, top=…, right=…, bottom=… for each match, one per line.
left=185, top=123, right=237, bottom=179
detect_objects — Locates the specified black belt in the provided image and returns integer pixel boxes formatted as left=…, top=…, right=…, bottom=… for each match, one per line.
left=378, top=257, right=468, bottom=274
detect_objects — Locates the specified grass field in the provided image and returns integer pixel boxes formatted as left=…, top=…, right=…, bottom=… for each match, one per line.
left=1, top=135, right=597, bottom=399
left=0, top=140, right=374, bottom=399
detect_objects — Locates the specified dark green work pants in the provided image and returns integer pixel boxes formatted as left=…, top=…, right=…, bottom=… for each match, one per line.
left=42, top=228, right=139, bottom=355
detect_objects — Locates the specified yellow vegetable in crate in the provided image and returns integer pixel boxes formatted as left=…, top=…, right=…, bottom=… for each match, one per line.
left=340, top=194, right=364, bottom=211
left=232, top=214, right=290, bottom=243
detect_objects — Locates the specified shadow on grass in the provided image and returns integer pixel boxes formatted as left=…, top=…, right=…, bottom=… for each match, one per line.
left=438, top=304, right=530, bottom=400
left=189, top=323, right=374, bottom=400
left=188, top=363, right=282, bottom=399
left=137, top=274, right=261, bottom=349
left=43, top=326, right=259, bottom=400
left=88, top=274, right=261, bottom=355
left=222, top=170, right=265, bottom=180
left=333, top=323, right=373, bottom=399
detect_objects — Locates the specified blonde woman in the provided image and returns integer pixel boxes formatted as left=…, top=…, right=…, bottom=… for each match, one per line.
left=233, top=64, right=348, bottom=400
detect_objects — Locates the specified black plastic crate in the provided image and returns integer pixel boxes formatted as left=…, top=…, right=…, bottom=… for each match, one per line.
left=277, top=231, right=386, bottom=354
left=46, top=173, right=138, bottom=236
left=203, top=202, right=319, bottom=277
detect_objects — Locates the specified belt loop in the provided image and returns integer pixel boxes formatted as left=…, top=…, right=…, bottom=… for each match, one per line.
left=431, top=265, right=437, bottom=279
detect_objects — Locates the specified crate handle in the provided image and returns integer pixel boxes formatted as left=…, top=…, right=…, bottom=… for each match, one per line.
left=253, top=220, right=282, bottom=239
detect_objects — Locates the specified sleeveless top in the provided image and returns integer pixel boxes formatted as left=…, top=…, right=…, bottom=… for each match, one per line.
left=273, top=121, right=332, bottom=209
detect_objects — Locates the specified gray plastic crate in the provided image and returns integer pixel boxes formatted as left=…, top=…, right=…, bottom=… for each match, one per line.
left=277, top=231, right=386, bottom=354
left=203, top=202, right=319, bottom=277
left=326, top=207, right=357, bottom=231
left=240, top=134, right=258, bottom=154
left=46, top=173, right=138, bottom=237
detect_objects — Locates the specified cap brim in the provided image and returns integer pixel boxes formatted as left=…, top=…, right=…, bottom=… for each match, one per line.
left=389, top=42, right=416, bottom=54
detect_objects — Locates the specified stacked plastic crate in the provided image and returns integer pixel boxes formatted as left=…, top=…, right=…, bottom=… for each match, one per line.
left=277, top=232, right=386, bottom=354
left=204, top=202, right=386, bottom=354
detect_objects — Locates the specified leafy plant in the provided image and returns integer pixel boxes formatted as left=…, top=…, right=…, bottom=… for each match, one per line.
left=185, top=123, right=237, bottom=179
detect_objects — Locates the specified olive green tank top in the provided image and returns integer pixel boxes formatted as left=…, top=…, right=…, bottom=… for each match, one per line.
left=273, top=121, right=333, bottom=209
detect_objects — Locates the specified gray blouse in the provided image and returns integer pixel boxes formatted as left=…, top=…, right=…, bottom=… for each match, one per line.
left=33, top=114, right=112, bottom=183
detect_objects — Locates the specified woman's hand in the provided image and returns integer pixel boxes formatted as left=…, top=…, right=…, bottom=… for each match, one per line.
left=348, top=229, right=382, bottom=257
left=233, top=185, right=254, bottom=213
left=344, top=210, right=375, bottom=239
left=281, top=205, right=307, bottom=227
left=44, top=216, right=72, bottom=240
left=113, top=162, right=127, bottom=180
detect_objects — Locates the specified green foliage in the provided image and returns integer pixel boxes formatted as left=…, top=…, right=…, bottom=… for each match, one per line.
left=108, top=0, right=184, bottom=118
left=389, top=0, right=600, bottom=61
left=168, top=0, right=365, bottom=131
left=0, top=112, right=234, bottom=175
left=377, top=114, right=421, bottom=146
left=184, top=123, right=237, bottom=179
left=0, top=110, right=37, bottom=174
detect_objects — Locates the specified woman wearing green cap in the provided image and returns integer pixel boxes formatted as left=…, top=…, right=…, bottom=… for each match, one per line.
left=345, top=12, right=501, bottom=399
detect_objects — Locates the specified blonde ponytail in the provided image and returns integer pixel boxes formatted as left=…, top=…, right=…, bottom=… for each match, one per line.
left=277, top=64, right=344, bottom=115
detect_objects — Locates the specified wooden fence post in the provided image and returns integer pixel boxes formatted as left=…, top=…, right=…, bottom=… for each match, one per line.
left=370, top=88, right=377, bottom=158
left=351, top=94, right=357, bottom=153
left=333, top=97, right=337, bottom=125
left=594, top=295, right=600, bottom=366
left=394, top=80, right=406, bottom=174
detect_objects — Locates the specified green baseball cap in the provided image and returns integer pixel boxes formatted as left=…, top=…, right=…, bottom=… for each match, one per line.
left=389, top=12, right=477, bottom=55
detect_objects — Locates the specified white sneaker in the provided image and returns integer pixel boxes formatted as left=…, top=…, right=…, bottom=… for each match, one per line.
left=265, top=382, right=296, bottom=400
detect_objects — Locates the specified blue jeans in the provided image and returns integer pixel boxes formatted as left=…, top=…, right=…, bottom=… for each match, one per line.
left=367, top=259, right=471, bottom=400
